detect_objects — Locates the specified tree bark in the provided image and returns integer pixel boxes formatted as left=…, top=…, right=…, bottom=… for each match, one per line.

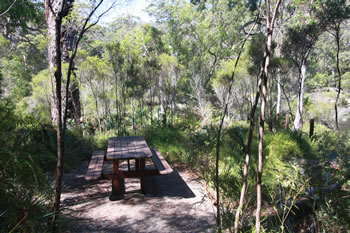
left=293, top=62, right=307, bottom=130
left=256, top=1, right=282, bottom=232
left=233, top=73, right=262, bottom=233
left=45, top=0, right=65, bottom=230
left=213, top=13, right=261, bottom=233
left=277, top=71, right=281, bottom=116
left=334, top=26, right=341, bottom=131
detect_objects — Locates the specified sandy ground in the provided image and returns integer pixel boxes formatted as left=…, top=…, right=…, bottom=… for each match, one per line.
left=61, top=161, right=217, bottom=233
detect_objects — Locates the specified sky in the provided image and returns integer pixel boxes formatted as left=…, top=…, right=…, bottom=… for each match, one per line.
left=101, top=0, right=154, bottom=24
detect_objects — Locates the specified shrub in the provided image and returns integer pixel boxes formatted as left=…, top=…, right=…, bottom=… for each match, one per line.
left=0, top=102, right=52, bottom=232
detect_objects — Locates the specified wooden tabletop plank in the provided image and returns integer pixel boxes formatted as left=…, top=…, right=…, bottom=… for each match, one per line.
left=134, top=136, right=145, bottom=158
left=127, top=136, right=138, bottom=159
left=106, top=136, right=153, bottom=160
left=106, top=138, right=114, bottom=159
left=139, top=136, right=153, bottom=158
left=122, top=136, right=128, bottom=159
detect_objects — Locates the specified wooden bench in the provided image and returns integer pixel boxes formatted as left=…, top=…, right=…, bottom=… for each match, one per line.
left=85, top=150, right=105, bottom=181
left=150, top=148, right=173, bottom=175
left=85, top=148, right=172, bottom=181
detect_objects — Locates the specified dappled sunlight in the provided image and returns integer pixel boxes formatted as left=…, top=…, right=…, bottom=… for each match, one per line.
left=61, top=161, right=216, bottom=232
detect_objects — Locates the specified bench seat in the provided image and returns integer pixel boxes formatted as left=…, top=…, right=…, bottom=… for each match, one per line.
left=150, top=148, right=173, bottom=175
left=85, top=150, right=105, bottom=181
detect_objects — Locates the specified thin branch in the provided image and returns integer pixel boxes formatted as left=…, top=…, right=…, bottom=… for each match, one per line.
left=63, top=0, right=117, bottom=134
left=215, top=14, right=259, bottom=233
left=0, top=0, right=17, bottom=17
left=84, top=0, right=117, bottom=32
left=272, top=73, right=294, bottom=120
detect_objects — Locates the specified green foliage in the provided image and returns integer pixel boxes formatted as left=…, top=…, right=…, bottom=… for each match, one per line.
left=142, top=126, right=190, bottom=162
left=18, top=69, right=52, bottom=123
left=282, top=20, right=324, bottom=66
left=263, top=131, right=313, bottom=196
left=248, top=33, right=266, bottom=74
left=307, top=72, right=332, bottom=88
left=265, top=131, right=312, bottom=160
left=0, top=0, right=45, bottom=34
left=307, top=127, right=350, bottom=231
left=0, top=99, right=96, bottom=231
left=1, top=54, right=31, bottom=101
left=0, top=102, right=52, bottom=232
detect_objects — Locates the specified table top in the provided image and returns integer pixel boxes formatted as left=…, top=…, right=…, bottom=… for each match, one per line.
left=106, top=136, right=153, bottom=160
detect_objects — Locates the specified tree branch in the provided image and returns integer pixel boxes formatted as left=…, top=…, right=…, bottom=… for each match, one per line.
left=0, top=0, right=17, bottom=17
left=63, top=0, right=117, bottom=134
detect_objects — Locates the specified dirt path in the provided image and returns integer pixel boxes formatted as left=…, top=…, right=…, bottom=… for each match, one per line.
left=61, top=161, right=217, bottom=233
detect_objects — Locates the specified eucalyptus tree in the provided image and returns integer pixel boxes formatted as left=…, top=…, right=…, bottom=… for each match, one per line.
left=0, top=0, right=44, bottom=39
left=0, top=0, right=46, bottom=104
left=44, top=0, right=71, bottom=228
left=157, top=53, right=183, bottom=126
left=106, top=41, right=125, bottom=132
left=78, top=56, right=109, bottom=130
left=254, top=2, right=282, bottom=232
left=233, top=0, right=282, bottom=231
left=44, top=0, right=115, bottom=229
left=282, top=1, right=326, bottom=130
left=317, top=0, right=350, bottom=130
left=139, top=24, right=166, bottom=125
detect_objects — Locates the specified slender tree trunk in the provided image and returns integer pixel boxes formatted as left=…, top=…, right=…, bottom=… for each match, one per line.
left=256, top=69, right=268, bottom=233
left=233, top=74, right=262, bottom=233
left=233, top=2, right=281, bottom=232
left=115, top=75, right=120, bottom=133
left=150, top=85, right=154, bottom=125
left=91, top=89, right=101, bottom=131
left=294, top=62, right=306, bottom=130
left=52, top=14, right=64, bottom=230
left=268, top=77, right=273, bottom=131
left=140, top=99, right=143, bottom=127
left=256, top=1, right=282, bottom=232
left=334, top=28, right=341, bottom=131
left=214, top=15, right=261, bottom=233
left=215, top=119, right=223, bottom=233
left=277, top=71, right=281, bottom=117
left=45, top=0, right=64, bottom=230
left=132, top=98, right=135, bottom=132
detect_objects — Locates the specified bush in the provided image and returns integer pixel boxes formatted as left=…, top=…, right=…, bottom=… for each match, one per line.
left=0, top=102, right=52, bottom=232
left=142, top=126, right=191, bottom=163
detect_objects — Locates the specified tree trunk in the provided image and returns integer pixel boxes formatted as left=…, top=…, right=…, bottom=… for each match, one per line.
left=256, top=1, right=282, bottom=232
left=256, top=68, right=267, bottom=233
left=91, top=88, right=101, bottom=131
left=150, top=85, right=154, bottom=125
left=233, top=75, right=262, bottom=233
left=214, top=14, right=262, bottom=233
left=334, top=27, right=341, bottom=131
left=293, top=62, right=307, bottom=130
left=277, top=71, right=281, bottom=117
left=45, top=0, right=65, bottom=230
left=233, top=1, right=281, bottom=231
left=132, top=98, right=135, bottom=132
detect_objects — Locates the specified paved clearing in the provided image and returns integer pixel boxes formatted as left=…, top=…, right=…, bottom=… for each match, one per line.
left=61, top=161, right=217, bottom=233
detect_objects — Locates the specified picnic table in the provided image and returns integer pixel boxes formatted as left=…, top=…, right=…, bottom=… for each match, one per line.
left=85, top=136, right=173, bottom=196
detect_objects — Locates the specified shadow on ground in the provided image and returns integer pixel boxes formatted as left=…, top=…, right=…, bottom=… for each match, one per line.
left=61, top=161, right=216, bottom=233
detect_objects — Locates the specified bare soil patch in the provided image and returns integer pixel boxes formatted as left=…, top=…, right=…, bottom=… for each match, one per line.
left=61, top=161, right=217, bottom=233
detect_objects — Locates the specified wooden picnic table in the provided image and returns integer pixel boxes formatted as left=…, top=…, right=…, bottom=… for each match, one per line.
left=106, top=136, right=153, bottom=195
left=85, top=136, right=173, bottom=197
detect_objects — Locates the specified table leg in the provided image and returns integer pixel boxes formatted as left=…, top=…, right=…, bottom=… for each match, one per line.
left=140, top=158, right=146, bottom=194
left=135, top=159, right=139, bottom=171
left=112, top=160, right=121, bottom=195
